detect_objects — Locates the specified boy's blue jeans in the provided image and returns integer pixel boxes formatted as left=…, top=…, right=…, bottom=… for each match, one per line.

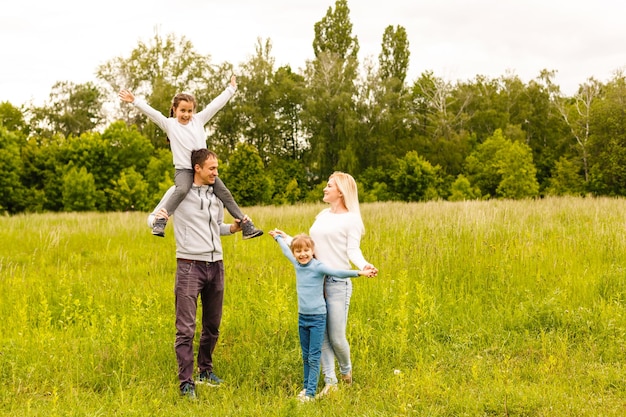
left=298, top=313, right=327, bottom=397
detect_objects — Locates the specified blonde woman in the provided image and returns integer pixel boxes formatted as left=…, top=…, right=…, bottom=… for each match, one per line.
left=275, top=172, right=378, bottom=395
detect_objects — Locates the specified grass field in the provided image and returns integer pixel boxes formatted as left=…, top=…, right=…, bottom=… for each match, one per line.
left=1, top=197, right=625, bottom=416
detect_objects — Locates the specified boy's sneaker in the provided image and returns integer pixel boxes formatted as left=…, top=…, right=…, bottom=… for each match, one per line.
left=152, top=217, right=167, bottom=237
left=298, top=394, right=314, bottom=403
left=180, top=382, right=197, bottom=399
left=241, top=218, right=264, bottom=240
left=196, top=370, right=222, bottom=387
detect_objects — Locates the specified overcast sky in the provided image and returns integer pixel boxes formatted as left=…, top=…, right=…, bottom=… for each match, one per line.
left=2, top=0, right=624, bottom=106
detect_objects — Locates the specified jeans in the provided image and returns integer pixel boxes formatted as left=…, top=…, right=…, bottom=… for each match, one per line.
left=298, top=313, right=327, bottom=397
left=321, top=276, right=353, bottom=385
left=174, top=259, right=224, bottom=390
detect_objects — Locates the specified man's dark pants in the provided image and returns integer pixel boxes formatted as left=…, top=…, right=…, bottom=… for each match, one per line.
left=174, top=259, right=224, bottom=389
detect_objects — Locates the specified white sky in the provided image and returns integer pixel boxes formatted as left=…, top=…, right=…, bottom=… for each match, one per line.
left=2, top=0, right=625, bottom=106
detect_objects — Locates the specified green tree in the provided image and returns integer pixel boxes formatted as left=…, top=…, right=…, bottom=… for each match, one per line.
left=0, top=101, right=29, bottom=135
left=545, top=156, right=585, bottom=196
left=389, top=151, right=443, bottom=202
left=62, top=165, right=99, bottom=211
left=266, top=159, right=308, bottom=204
left=379, top=25, right=410, bottom=84
left=20, top=135, right=64, bottom=211
left=0, top=126, right=27, bottom=213
left=106, top=167, right=151, bottom=211
left=312, top=0, right=359, bottom=61
left=448, top=174, right=481, bottom=201
left=359, top=166, right=393, bottom=202
left=145, top=148, right=175, bottom=205
left=465, top=129, right=539, bottom=199
left=304, top=0, right=360, bottom=179
left=101, top=121, right=155, bottom=179
left=30, top=81, right=105, bottom=138
left=231, top=38, right=280, bottom=163
left=587, top=71, right=626, bottom=195
left=496, top=141, right=540, bottom=199
left=220, top=143, right=271, bottom=206
left=410, top=73, right=475, bottom=177
left=521, top=73, right=569, bottom=191
left=271, top=66, right=307, bottom=161
left=544, top=74, right=600, bottom=184
left=356, top=25, right=412, bottom=170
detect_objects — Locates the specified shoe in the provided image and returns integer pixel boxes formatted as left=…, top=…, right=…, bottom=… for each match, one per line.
left=297, top=389, right=306, bottom=399
left=316, top=383, right=337, bottom=398
left=298, top=394, right=314, bottom=403
left=196, top=370, right=223, bottom=386
left=341, top=371, right=352, bottom=384
left=180, top=382, right=197, bottom=399
left=241, top=218, right=264, bottom=240
left=152, top=217, right=167, bottom=237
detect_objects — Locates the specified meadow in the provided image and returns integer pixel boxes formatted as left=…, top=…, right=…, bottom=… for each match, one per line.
left=0, top=197, right=624, bottom=416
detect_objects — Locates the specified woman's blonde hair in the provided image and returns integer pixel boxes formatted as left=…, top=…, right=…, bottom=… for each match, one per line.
left=290, top=233, right=315, bottom=255
left=329, top=171, right=360, bottom=215
left=329, top=171, right=364, bottom=231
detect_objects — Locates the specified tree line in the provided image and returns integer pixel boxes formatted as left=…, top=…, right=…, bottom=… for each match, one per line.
left=1, top=0, right=625, bottom=214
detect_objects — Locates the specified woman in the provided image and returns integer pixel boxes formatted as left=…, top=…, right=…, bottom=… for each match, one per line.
left=276, top=172, right=378, bottom=395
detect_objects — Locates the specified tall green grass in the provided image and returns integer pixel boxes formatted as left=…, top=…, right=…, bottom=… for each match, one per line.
left=1, top=198, right=624, bottom=416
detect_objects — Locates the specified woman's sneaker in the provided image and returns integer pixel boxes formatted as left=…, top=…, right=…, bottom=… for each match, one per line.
left=340, top=371, right=352, bottom=384
left=316, top=383, right=337, bottom=398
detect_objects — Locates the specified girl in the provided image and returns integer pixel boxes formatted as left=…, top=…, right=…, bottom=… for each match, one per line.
left=119, top=76, right=263, bottom=239
left=269, top=231, right=374, bottom=401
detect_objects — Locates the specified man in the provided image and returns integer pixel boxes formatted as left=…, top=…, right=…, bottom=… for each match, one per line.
left=148, top=148, right=247, bottom=399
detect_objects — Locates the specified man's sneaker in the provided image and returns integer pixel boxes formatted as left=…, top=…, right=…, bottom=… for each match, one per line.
left=180, top=382, right=197, bottom=399
left=152, top=217, right=167, bottom=237
left=196, top=370, right=222, bottom=386
left=340, top=371, right=353, bottom=384
left=297, top=389, right=306, bottom=399
left=241, top=218, right=264, bottom=240
left=316, top=383, right=337, bottom=398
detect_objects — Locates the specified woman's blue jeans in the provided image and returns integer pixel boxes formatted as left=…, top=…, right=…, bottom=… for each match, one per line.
left=321, top=276, right=353, bottom=385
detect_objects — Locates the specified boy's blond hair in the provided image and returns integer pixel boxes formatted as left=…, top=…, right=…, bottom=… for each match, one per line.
left=290, top=233, right=315, bottom=255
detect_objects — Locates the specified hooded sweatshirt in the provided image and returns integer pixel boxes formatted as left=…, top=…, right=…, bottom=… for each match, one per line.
left=148, top=184, right=233, bottom=261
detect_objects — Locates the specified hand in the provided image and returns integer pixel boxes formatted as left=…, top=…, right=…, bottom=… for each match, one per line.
left=364, top=264, right=378, bottom=277
left=155, top=208, right=169, bottom=221
left=118, top=89, right=135, bottom=103
left=230, top=215, right=248, bottom=234
left=269, top=228, right=286, bottom=239
left=230, top=75, right=237, bottom=89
